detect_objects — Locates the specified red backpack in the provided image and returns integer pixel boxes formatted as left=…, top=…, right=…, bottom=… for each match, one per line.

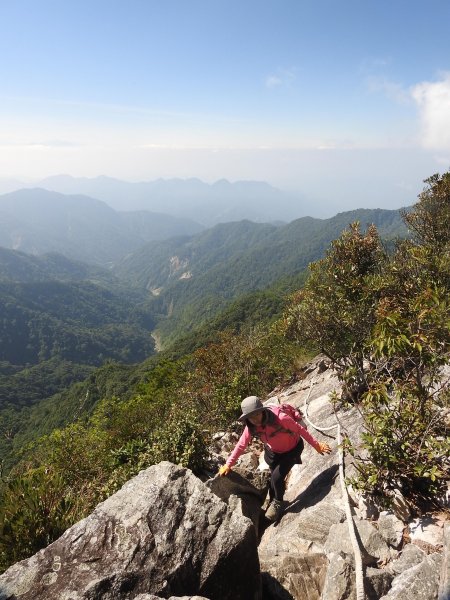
left=267, top=402, right=305, bottom=424
left=264, top=402, right=307, bottom=438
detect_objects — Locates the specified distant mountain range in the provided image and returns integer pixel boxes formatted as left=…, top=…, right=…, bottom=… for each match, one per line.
left=32, top=175, right=304, bottom=225
left=0, top=188, right=204, bottom=266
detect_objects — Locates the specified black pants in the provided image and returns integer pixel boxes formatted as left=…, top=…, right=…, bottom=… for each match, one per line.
left=264, top=439, right=304, bottom=501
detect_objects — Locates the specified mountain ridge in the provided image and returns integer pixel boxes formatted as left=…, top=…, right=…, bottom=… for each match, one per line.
left=113, top=205, right=408, bottom=344
left=0, top=188, right=204, bottom=266
left=35, top=174, right=304, bottom=225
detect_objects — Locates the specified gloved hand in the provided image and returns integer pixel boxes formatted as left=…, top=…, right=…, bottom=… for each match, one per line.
left=317, top=442, right=332, bottom=455
left=218, top=464, right=231, bottom=476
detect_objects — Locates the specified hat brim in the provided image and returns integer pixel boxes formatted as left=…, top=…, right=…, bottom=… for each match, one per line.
left=238, top=407, right=265, bottom=421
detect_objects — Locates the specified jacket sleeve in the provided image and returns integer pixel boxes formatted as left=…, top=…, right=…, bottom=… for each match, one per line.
left=226, top=426, right=253, bottom=467
left=279, top=412, right=322, bottom=451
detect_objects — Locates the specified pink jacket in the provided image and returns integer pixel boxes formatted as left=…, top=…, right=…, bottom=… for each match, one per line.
left=226, top=408, right=322, bottom=467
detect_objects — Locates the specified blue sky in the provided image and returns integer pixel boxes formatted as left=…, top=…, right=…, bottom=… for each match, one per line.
left=1, top=0, right=449, bottom=213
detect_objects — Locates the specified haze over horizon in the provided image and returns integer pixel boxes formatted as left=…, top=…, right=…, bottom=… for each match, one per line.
left=1, top=1, right=449, bottom=214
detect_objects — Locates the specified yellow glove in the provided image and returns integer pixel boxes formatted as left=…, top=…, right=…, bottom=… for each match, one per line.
left=218, top=464, right=231, bottom=476
left=317, top=442, right=332, bottom=455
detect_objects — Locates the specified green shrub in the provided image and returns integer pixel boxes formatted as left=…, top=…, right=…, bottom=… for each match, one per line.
left=284, top=222, right=386, bottom=400
left=285, top=173, right=450, bottom=507
left=0, top=468, right=82, bottom=572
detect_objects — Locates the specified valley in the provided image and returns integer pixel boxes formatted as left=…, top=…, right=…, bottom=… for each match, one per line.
left=0, top=189, right=409, bottom=474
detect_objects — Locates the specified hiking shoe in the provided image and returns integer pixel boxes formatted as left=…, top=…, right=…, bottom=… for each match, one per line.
left=265, top=499, right=286, bottom=521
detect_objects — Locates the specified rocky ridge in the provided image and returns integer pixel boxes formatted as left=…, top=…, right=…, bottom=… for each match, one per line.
left=0, top=356, right=448, bottom=599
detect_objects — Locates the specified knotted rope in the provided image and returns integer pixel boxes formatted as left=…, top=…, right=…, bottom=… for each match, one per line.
left=302, top=378, right=365, bottom=600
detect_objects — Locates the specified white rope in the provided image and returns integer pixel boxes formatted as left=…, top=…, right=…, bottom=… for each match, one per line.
left=302, top=378, right=366, bottom=600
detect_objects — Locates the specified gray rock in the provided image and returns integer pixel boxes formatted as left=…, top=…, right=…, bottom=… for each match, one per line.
left=390, top=489, right=411, bottom=522
left=387, top=543, right=426, bottom=575
left=319, top=554, right=394, bottom=600
left=324, top=519, right=392, bottom=566
left=258, top=499, right=345, bottom=563
left=378, top=511, right=405, bottom=549
left=409, top=515, right=445, bottom=550
left=346, top=486, right=380, bottom=520
left=365, top=567, right=394, bottom=600
left=283, top=500, right=346, bottom=544
left=135, top=596, right=210, bottom=600
left=261, top=553, right=328, bottom=600
left=439, top=523, right=450, bottom=600
left=0, top=462, right=261, bottom=600
left=380, top=553, right=443, bottom=600
left=234, top=462, right=271, bottom=497
left=321, top=552, right=356, bottom=600
left=234, top=450, right=259, bottom=471
left=207, top=468, right=268, bottom=537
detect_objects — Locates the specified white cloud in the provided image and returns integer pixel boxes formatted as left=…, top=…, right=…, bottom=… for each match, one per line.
left=366, top=76, right=410, bottom=104
left=265, top=75, right=283, bottom=88
left=265, top=67, right=296, bottom=89
left=411, top=73, right=450, bottom=151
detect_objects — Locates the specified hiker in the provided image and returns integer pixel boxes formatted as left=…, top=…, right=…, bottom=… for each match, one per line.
left=218, top=395, right=331, bottom=521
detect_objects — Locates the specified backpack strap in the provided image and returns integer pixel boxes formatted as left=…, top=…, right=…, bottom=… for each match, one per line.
left=266, top=406, right=295, bottom=438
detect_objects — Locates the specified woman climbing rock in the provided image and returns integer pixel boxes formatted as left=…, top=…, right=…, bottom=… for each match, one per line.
left=219, top=395, right=331, bottom=521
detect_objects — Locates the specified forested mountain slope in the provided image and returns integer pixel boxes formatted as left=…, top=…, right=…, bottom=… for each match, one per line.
left=114, top=207, right=408, bottom=344
left=0, top=205, right=408, bottom=469
left=0, top=268, right=307, bottom=474
left=0, top=247, right=118, bottom=284
left=0, top=188, right=203, bottom=266
left=0, top=277, right=156, bottom=402
left=0, top=248, right=157, bottom=423
left=114, top=220, right=276, bottom=291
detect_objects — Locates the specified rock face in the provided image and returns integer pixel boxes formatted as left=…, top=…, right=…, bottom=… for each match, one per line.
left=251, top=356, right=446, bottom=600
left=378, top=511, right=405, bottom=550
left=206, top=466, right=269, bottom=538
left=439, top=523, right=450, bottom=600
left=0, top=462, right=260, bottom=600
left=380, top=553, right=443, bottom=600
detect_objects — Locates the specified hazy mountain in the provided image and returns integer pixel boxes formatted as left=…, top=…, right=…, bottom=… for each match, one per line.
left=0, top=177, right=30, bottom=195
left=0, top=247, right=116, bottom=284
left=36, top=174, right=305, bottom=225
left=0, top=188, right=204, bottom=266
left=113, top=206, right=408, bottom=344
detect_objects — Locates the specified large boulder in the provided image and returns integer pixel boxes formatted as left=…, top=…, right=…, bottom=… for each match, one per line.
left=380, top=553, right=442, bottom=600
left=206, top=466, right=269, bottom=538
left=261, top=553, right=328, bottom=600
left=439, top=522, right=450, bottom=600
left=0, top=462, right=261, bottom=600
left=387, top=543, right=426, bottom=576
left=324, top=519, right=393, bottom=566
left=378, top=511, right=405, bottom=549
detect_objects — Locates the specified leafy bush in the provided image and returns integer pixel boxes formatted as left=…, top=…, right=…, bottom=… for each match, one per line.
left=284, top=222, right=386, bottom=400
left=285, top=173, right=450, bottom=508
left=0, top=468, right=82, bottom=571
left=347, top=175, right=450, bottom=508
left=183, top=325, right=303, bottom=431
